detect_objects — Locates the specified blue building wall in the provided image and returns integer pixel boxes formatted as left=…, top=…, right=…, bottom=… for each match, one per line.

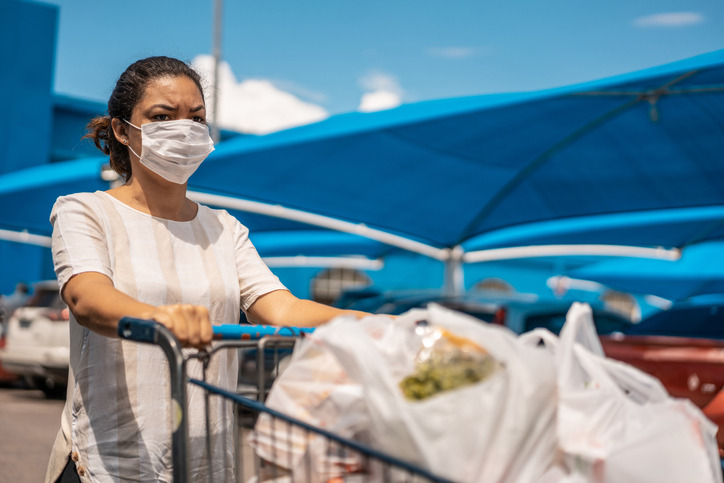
left=51, top=95, right=107, bottom=163
left=0, top=0, right=57, bottom=174
left=0, top=0, right=59, bottom=294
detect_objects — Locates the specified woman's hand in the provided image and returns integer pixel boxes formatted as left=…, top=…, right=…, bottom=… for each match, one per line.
left=142, top=304, right=213, bottom=349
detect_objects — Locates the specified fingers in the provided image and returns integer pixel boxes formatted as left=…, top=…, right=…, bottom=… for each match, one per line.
left=197, top=306, right=213, bottom=346
left=145, top=304, right=212, bottom=349
left=141, top=309, right=175, bottom=334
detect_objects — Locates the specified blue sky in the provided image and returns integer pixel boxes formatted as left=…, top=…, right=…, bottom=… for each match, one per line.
left=41, top=0, right=724, bottom=132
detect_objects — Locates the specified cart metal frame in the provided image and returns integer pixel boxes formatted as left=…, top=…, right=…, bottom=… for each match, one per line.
left=118, top=317, right=452, bottom=483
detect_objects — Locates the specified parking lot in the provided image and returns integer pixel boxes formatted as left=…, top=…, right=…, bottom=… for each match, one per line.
left=0, top=382, right=261, bottom=482
left=0, top=383, right=64, bottom=483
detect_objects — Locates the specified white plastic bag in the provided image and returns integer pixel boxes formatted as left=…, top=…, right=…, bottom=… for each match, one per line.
left=257, top=304, right=559, bottom=483
left=524, top=302, right=723, bottom=483
left=251, top=327, right=369, bottom=481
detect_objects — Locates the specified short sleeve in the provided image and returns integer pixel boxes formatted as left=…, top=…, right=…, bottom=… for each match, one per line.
left=227, top=213, right=287, bottom=312
left=50, top=194, right=113, bottom=297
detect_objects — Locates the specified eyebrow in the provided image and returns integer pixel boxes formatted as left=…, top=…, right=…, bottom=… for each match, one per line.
left=149, top=104, right=206, bottom=112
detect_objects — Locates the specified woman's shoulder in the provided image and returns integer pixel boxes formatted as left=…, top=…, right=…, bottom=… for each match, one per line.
left=196, top=204, right=250, bottom=234
left=50, top=191, right=120, bottom=228
left=198, top=203, right=235, bottom=223
left=56, top=191, right=108, bottom=203
left=52, top=191, right=107, bottom=212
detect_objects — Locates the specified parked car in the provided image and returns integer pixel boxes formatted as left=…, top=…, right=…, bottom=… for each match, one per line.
left=0, top=305, right=18, bottom=383
left=335, top=288, right=635, bottom=336
left=0, top=334, right=19, bottom=384
left=0, top=280, right=69, bottom=397
left=0, top=283, right=31, bottom=382
left=599, top=296, right=724, bottom=452
left=621, top=296, right=724, bottom=339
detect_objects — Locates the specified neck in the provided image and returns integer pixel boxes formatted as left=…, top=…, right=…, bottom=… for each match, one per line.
left=112, top=175, right=196, bottom=221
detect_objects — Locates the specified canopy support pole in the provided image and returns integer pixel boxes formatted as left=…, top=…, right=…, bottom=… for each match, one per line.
left=463, top=244, right=681, bottom=263
left=0, top=229, right=51, bottom=247
left=443, top=246, right=465, bottom=296
left=263, top=256, right=384, bottom=270
left=187, top=190, right=450, bottom=261
left=210, top=0, right=223, bottom=143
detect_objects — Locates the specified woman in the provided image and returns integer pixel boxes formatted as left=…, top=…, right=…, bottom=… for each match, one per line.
left=46, top=56, right=366, bottom=483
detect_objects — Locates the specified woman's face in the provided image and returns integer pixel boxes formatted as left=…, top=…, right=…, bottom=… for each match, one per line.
left=126, top=75, right=206, bottom=151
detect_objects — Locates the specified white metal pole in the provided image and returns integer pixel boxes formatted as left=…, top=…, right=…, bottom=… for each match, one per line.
left=462, top=244, right=681, bottom=263
left=211, top=0, right=223, bottom=143
left=0, top=229, right=52, bottom=247
left=443, top=245, right=465, bottom=295
left=187, top=190, right=451, bottom=261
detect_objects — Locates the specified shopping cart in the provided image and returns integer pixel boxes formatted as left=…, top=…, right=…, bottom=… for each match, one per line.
left=118, top=317, right=453, bottom=483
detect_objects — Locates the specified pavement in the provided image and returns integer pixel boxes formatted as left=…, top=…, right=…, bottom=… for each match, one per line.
left=0, top=383, right=260, bottom=482
left=0, top=383, right=64, bottom=483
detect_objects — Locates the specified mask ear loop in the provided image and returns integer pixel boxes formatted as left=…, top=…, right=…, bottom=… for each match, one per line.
left=122, top=120, right=142, bottom=160
left=124, top=119, right=142, bottom=130
left=127, top=144, right=141, bottom=160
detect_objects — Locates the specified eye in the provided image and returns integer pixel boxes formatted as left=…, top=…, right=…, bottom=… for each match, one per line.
left=192, top=116, right=206, bottom=124
left=153, top=114, right=170, bottom=121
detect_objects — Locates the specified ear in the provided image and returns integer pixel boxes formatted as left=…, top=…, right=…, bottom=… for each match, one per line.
left=110, top=118, right=129, bottom=145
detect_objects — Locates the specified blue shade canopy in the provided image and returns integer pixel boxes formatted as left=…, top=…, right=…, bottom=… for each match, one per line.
left=462, top=206, right=724, bottom=252
left=0, top=158, right=388, bottom=259
left=0, top=158, right=108, bottom=235
left=1, top=50, right=723, bottom=265
left=568, top=242, right=724, bottom=301
left=190, top=49, right=724, bottom=255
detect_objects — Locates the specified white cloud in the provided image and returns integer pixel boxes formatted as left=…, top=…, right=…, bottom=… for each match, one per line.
left=634, top=12, right=704, bottom=28
left=357, top=71, right=403, bottom=113
left=358, top=90, right=402, bottom=113
left=426, top=46, right=486, bottom=59
left=192, top=55, right=328, bottom=135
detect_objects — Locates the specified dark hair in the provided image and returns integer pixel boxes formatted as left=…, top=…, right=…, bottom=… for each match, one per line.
left=84, top=56, right=205, bottom=181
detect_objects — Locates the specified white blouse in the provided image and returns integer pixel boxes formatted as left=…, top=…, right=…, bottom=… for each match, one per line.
left=45, top=191, right=287, bottom=482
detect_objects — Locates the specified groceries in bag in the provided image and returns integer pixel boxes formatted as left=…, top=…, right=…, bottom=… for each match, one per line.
left=251, top=302, right=722, bottom=483
left=400, top=325, right=500, bottom=400
left=524, top=302, right=723, bottom=483
left=252, top=305, right=557, bottom=482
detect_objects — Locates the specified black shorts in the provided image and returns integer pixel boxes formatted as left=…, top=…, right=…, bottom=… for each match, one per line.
left=55, top=458, right=80, bottom=483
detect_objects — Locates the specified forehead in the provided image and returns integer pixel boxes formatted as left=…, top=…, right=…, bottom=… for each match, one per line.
left=136, top=75, right=204, bottom=108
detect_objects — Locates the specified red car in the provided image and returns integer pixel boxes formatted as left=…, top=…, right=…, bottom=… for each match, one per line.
left=600, top=299, right=724, bottom=453
left=0, top=306, right=19, bottom=384
left=0, top=336, right=19, bottom=383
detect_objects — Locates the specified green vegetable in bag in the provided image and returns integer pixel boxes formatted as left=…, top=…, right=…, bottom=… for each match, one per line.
left=400, top=326, right=500, bottom=400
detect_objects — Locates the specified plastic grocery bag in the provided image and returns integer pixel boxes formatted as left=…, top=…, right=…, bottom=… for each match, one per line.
left=523, top=302, right=723, bottom=483
left=251, top=334, right=369, bottom=482
left=254, top=304, right=559, bottom=483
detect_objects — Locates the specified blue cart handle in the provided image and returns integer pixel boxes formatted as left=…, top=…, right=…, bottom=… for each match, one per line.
left=213, top=324, right=314, bottom=340
left=118, top=317, right=313, bottom=342
left=118, top=317, right=165, bottom=343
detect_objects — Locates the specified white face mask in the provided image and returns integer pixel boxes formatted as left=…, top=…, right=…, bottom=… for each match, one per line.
left=125, top=119, right=215, bottom=184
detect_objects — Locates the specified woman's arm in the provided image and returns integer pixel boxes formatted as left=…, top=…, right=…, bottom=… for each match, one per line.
left=63, top=271, right=213, bottom=348
left=245, top=289, right=368, bottom=327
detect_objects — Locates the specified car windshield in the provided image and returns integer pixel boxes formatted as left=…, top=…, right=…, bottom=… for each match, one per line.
left=625, top=304, right=724, bottom=339
left=524, top=312, right=633, bottom=335
left=375, top=298, right=497, bottom=322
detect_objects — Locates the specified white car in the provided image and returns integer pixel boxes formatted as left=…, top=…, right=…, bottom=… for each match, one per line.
left=0, top=280, right=69, bottom=397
